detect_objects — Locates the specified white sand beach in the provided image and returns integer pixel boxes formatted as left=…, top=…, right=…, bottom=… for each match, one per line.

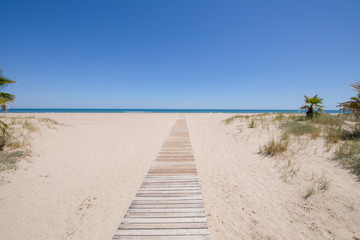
left=0, top=113, right=359, bottom=240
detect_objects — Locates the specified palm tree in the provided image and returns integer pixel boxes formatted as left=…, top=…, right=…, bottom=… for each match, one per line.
left=0, top=68, right=16, bottom=150
left=338, top=81, right=360, bottom=115
left=299, top=95, right=325, bottom=118
left=0, top=68, right=16, bottom=113
left=0, top=92, right=15, bottom=113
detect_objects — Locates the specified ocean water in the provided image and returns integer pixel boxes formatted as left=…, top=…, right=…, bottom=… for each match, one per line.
left=5, top=109, right=341, bottom=113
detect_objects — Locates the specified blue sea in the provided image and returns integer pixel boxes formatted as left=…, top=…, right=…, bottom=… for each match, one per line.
left=5, top=109, right=341, bottom=113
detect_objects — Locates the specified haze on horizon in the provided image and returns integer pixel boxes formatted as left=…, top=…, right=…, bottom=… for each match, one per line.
left=1, top=0, right=359, bottom=110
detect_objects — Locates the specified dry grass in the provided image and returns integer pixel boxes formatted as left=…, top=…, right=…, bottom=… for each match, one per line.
left=0, top=116, right=62, bottom=172
left=318, top=176, right=330, bottom=191
left=23, top=120, right=38, bottom=132
left=336, top=140, right=360, bottom=175
left=225, top=113, right=360, bottom=176
left=248, top=119, right=256, bottom=128
left=0, top=151, right=24, bottom=171
left=260, top=136, right=289, bottom=156
left=281, top=121, right=321, bottom=139
left=224, top=115, right=249, bottom=125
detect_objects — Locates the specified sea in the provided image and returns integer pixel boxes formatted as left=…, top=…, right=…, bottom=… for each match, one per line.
left=5, top=109, right=341, bottom=113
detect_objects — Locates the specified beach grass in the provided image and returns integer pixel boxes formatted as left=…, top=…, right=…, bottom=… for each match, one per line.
left=335, top=140, right=360, bottom=175
left=0, top=115, right=62, bottom=171
left=304, top=187, right=315, bottom=200
left=227, top=113, right=360, bottom=176
left=260, top=137, right=289, bottom=156
left=280, top=121, right=321, bottom=138
left=0, top=150, right=24, bottom=171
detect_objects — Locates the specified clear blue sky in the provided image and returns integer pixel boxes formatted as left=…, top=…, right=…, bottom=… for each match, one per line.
left=1, top=0, right=359, bottom=109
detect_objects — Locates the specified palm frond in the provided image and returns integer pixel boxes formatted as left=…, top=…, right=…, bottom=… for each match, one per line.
left=0, top=92, right=15, bottom=101
left=338, top=101, right=360, bottom=113
left=350, top=81, right=360, bottom=91
left=298, top=105, right=309, bottom=112
left=0, top=120, right=8, bottom=135
left=316, top=107, right=326, bottom=114
left=0, top=75, right=16, bottom=87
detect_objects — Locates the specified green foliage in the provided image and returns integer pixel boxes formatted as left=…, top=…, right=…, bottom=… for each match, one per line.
left=338, top=81, right=360, bottom=114
left=304, top=187, right=315, bottom=199
left=0, top=120, right=8, bottom=135
left=310, top=114, right=344, bottom=127
left=0, top=150, right=24, bottom=171
left=0, top=68, right=16, bottom=113
left=335, top=140, right=360, bottom=175
left=325, top=127, right=343, bottom=144
left=260, top=137, right=289, bottom=156
left=281, top=121, right=321, bottom=138
left=299, top=95, right=325, bottom=118
left=273, top=113, right=286, bottom=122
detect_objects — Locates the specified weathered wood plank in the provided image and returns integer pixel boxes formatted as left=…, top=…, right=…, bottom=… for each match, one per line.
left=125, top=212, right=206, bottom=218
left=113, top=236, right=210, bottom=240
left=114, top=236, right=210, bottom=240
left=118, top=222, right=208, bottom=229
left=129, top=204, right=204, bottom=209
left=127, top=208, right=205, bottom=213
left=115, top=229, right=210, bottom=236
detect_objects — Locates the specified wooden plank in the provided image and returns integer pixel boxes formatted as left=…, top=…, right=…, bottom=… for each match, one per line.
left=132, top=200, right=203, bottom=205
left=129, top=204, right=204, bottom=209
left=127, top=207, right=205, bottom=213
left=114, top=236, right=210, bottom=240
left=125, top=212, right=206, bottom=218
left=115, top=229, right=210, bottom=236
left=118, top=222, right=208, bottom=229
left=121, top=217, right=208, bottom=223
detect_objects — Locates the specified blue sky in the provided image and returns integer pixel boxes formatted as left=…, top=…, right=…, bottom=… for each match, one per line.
left=1, top=0, right=359, bottom=109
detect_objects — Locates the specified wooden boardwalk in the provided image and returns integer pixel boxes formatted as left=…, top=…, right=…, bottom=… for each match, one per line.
left=112, top=117, right=210, bottom=240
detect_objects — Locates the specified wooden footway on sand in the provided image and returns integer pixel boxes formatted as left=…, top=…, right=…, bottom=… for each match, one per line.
left=112, top=117, right=210, bottom=240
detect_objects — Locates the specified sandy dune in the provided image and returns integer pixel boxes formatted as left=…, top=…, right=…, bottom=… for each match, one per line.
left=187, top=114, right=360, bottom=240
left=0, top=113, right=359, bottom=240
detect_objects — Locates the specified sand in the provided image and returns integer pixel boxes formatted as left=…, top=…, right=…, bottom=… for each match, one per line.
left=0, top=113, right=359, bottom=240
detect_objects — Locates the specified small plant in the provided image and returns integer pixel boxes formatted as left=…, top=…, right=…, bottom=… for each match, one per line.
left=260, top=138, right=289, bottom=156
left=248, top=119, right=256, bottom=128
left=23, top=120, right=38, bottom=132
left=318, top=176, right=329, bottom=191
left=0, top=150, right=24, bottom=171
left=299, top=95, right=325, bottom=118
left=304, top=187, right=315, bottom=199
